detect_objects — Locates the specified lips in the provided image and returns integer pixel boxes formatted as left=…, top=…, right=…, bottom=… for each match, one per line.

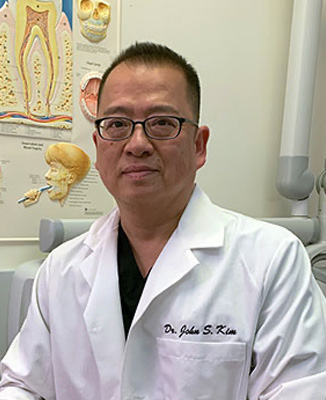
left=46, top=182, right=54, bottom=191
left=121, top=165, right=158, bottom=178
left=122, top=165, right=156, bottom=173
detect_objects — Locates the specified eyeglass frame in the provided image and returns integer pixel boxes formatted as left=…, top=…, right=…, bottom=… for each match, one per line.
left=94, top=115, right=199, bottom=141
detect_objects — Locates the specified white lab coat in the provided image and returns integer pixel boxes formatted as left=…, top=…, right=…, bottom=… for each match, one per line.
left=1, top=187, right=326, bottom=400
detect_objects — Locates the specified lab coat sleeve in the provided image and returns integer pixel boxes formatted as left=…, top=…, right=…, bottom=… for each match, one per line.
left=248, top=237, right=326, bottom=400
left=0, top=256, right=55, bottom=400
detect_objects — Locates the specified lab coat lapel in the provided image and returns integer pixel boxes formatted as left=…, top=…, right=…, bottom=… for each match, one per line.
left=131, top=186, right=226, bottom=328
left=132, top=228, right=199, bottom=327
left=81, top=214, right=125, bottom=391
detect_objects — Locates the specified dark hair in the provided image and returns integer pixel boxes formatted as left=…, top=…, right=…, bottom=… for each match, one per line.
left=97, top=42, right=201, bottom=121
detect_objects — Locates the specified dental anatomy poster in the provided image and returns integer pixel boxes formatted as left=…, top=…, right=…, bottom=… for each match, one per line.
left=0, top=0, right=121, bottom=238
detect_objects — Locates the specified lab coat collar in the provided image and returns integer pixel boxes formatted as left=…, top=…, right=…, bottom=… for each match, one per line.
left=130, top=185, right=227, bottom=331
left=84, top=210, right=120, bottom=252
left=80, top=210, right=120, bottom=287
left=82, top=184, right=226, bottom=256
left=178, top=185, right=226, bottom=249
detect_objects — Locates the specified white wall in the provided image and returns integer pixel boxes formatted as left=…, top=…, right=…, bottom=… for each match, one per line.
left=121, top=0, right=296, bottom=218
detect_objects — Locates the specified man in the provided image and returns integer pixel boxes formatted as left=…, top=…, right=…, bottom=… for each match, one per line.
left=1, top=42, right=326, bottom=400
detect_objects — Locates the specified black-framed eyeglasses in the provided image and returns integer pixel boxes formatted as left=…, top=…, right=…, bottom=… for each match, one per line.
left=94, top=115, right=198, bottom=141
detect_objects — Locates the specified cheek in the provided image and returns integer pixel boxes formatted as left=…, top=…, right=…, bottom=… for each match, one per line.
left=95, top=141, right=116, bottom=160
left=173, top=143, right=197, bottom=171
left=95, top=144, right=119, bottom=180
left=57, top=172, right=68, bottom=182
left=162, top=149, right=195, bottom=184
left=50, top=173, right=60, bottom=181
left=46, top=169, right=55, bottom=179
left=96, top=142, right=121, bottom=170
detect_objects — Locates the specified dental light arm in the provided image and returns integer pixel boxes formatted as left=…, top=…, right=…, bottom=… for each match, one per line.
left=277, top=0, right=322, bottom=206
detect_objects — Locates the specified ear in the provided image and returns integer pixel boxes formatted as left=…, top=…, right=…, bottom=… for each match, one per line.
left=67, top=171, right=77, bottom=184
left=195, top=125, right=210, bottom=170
left=92, top=130, right=98, bottom=147
left=92, top=130, right=99, bottom=171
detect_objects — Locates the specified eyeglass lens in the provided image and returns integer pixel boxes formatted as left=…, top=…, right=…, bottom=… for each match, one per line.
left=99, top=116, right=180, bottom=139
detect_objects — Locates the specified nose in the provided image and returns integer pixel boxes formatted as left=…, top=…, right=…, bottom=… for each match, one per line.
left=93, top=8, right=99, bottom=19
left=124, top=124, right=154, bottom=157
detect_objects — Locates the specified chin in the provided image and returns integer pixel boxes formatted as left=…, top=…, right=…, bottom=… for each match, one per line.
left=116, top=189, right=156, bottom=205
left=49, top=191, right=65, bottom=201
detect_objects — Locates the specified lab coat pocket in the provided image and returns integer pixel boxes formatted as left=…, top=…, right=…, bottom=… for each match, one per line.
left=157, top=338, right=246, bottom=400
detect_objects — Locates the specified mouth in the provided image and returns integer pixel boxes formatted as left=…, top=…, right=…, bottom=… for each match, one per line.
left=122, top=166, right=158, bottom=179
left=46, top=182, right=54, bottom=192
left=46, top=182, right=58, bottom=193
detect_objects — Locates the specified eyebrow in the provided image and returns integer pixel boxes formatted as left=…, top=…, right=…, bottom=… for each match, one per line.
left=101, top=104, right=181, bottom=116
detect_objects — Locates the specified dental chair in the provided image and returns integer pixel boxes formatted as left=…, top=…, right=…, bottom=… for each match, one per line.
left=7, top=219, right=95, bottom=347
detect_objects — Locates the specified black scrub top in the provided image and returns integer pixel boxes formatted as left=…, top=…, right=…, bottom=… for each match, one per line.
left=117, top=223, right=148, bottom=338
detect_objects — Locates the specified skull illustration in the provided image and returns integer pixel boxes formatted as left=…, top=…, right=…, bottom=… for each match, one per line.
left=77, top=0, right=111, bottom=43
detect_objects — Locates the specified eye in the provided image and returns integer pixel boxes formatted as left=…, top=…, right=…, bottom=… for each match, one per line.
left=98, top=2, right=110, bottom=17
left=78, top=0, right=93, bottom=19
left=102, top=118, right=129, bottom=129
left=149, top=116, right=178, bottom=128
left=111, top=120, right=124, bottom=128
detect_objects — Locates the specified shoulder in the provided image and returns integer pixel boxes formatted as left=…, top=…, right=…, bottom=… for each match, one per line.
left=220, top=207, right=311, bottom=289
left=42, top=208, right=119, bottom=274
left=222, top=207, right=297, bottom=248
left=189, top=186, right=299, bottom=251
left=190, top=187, right=308, bottom=284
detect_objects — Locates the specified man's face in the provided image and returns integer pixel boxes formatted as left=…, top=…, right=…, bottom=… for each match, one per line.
left=45, top=161, right=74, bottom=201
left=93, top=63, right=209, bottom=208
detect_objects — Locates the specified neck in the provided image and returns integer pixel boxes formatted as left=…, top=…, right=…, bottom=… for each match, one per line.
left=117, top=186, right=194, bottom=276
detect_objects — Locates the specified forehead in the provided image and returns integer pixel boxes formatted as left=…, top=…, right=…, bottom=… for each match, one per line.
left=48, top=161, right=66, bottom=170
left=98, top=63, right=192, bottom=116
left=106, top=62, right=187, bottom=87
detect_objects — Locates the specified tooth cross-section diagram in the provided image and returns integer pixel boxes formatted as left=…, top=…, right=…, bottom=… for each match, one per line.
left=15, top=0, right=59, bottom=117
left=0, top=0, right=72, bottom=132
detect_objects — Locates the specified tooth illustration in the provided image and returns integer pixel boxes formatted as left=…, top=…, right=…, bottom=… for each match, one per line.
left=15, top=0, right=59, bottom=117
